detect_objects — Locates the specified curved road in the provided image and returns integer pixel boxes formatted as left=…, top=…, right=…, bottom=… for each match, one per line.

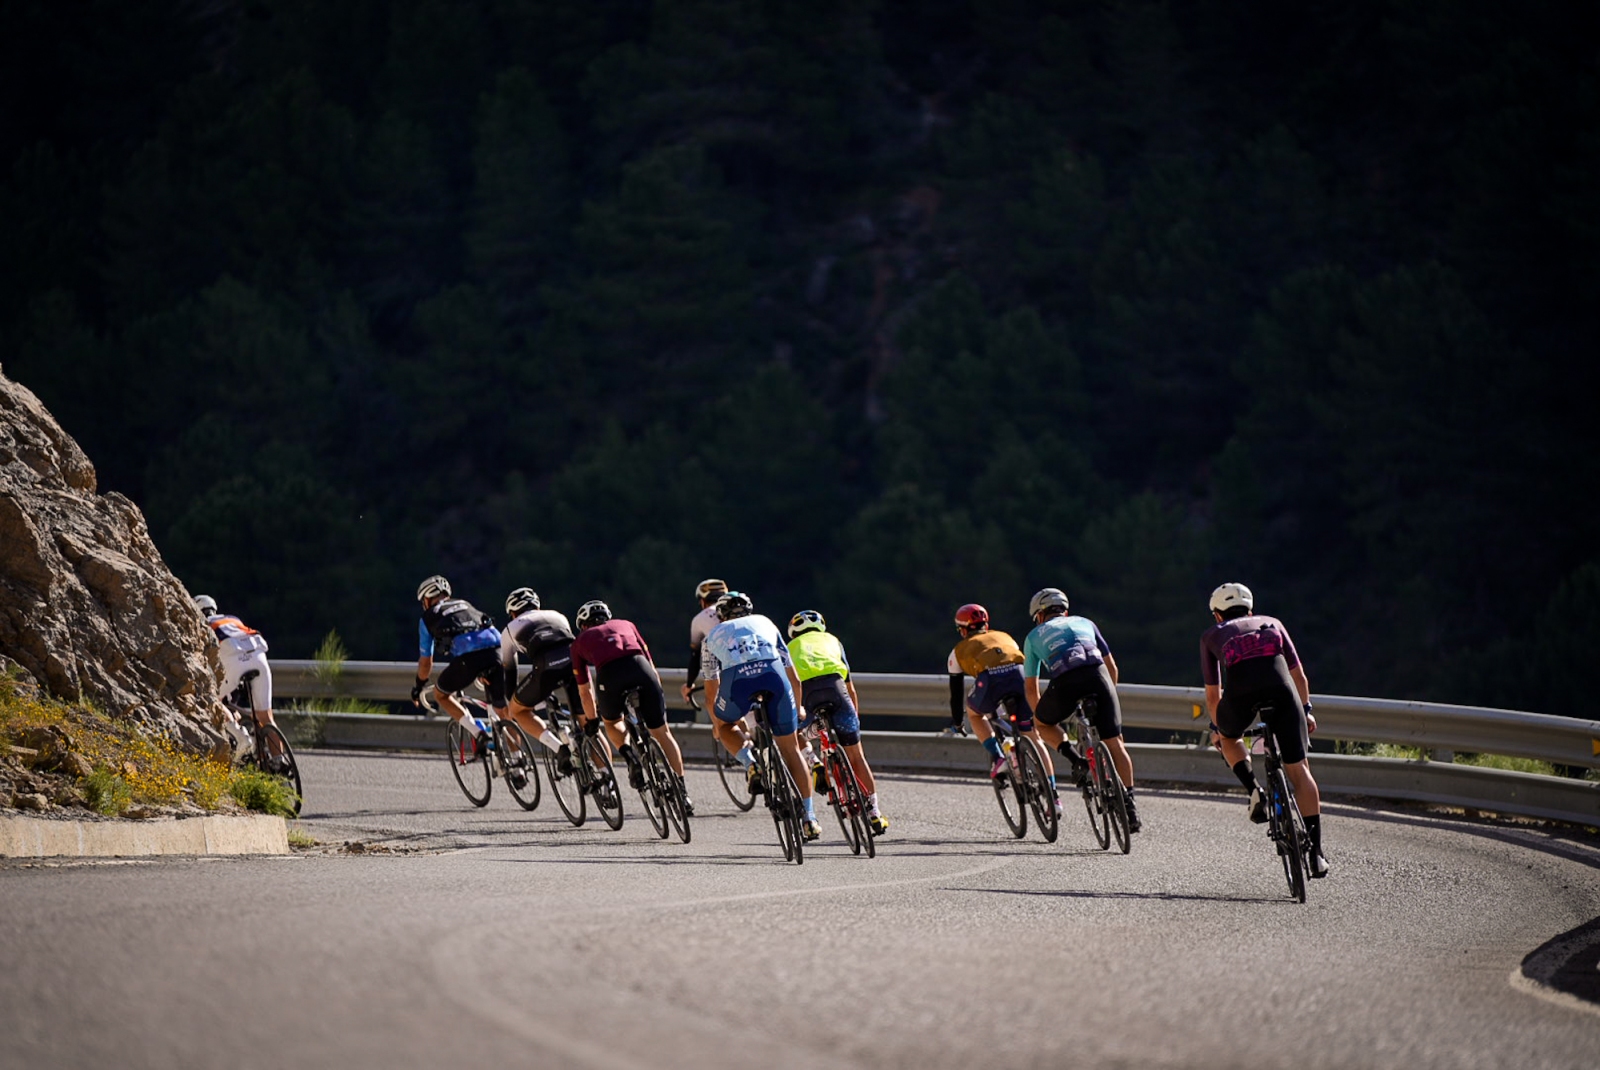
left=2, top=749, right=1597, bottom=1069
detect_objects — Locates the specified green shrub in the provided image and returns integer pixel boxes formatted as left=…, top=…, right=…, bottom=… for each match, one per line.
left=229, top=769, right=299, bottom=816
left=82, top=767, right=133, bottom=815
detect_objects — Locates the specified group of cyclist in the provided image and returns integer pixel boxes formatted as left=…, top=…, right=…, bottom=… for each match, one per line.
left=194, top=569, right=1327, bottom=877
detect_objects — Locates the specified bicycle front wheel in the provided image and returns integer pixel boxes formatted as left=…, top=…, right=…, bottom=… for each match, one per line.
left=543, top=738, right=586, bottom=826
left=1270, top=768, right=1307, bottom=902
left=714, top=731, right=757, bottom=811
left=1017, top=737, right=1058, bottom=844
left=584, top=734, right=624, bottom=830
left=257, top=723, right=303, bottom=816
left=637, top=735, right=670, bottom=839
left=446, top=720, right=492, bottom=807
left=766, top=749, right=803, bottom=865
left=1084, top=745, right=1111, bottom=850
left=992, top=748, right=1027, bottom=839
left=1096, top=741, right=1131, bottom=854
left=495, top=721, right=541, bottom=811
left=824, top=750, right=862, bottom=855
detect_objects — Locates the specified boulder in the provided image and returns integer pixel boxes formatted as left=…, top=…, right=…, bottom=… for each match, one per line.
left=0, top=367, right=226, bottom=752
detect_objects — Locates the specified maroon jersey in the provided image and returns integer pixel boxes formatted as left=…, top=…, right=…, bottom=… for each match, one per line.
left=1200, top=614, right=1301, bottom=687
left=570, top=620, right=653, bottom=680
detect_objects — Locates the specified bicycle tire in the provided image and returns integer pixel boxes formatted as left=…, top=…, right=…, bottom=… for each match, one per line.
left=636, top=732, right=670, bottom=839
left=1096, top=740, right=1131, bottom=855
left=839, top=752, right=875, bottom=859
left=256, top=723, right=303, bottom=816
left=495, top=721, right=541, bottom=811
left=583, top=734, right=625, bottom=830
left=663, top=766, right=692, bottom=844
left=824, top=749, right=861, bottom=855
left=1270, top=767, right=1307, bottom=902
left=1084, top=741, right=1112, bottom=850
left=777, top=756, right=805, bottom=866
left=446, top=720, right=492, bottom=807
left=543, top=737, right=586, bottom=826
left=992, top=743, right=1028, bottom=839
left=1017, top=737, right=1058, bottom=844
left=764, top=741, right=804, bottom=864
left=713, top=732, right=757, bottom=811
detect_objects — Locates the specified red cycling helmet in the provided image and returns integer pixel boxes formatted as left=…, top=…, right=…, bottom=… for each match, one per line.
left=954, top=603, right=989, bottom=633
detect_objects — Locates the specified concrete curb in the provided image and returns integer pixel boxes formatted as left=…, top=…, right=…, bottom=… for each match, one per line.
left=0, top=813, right=289, bottom=859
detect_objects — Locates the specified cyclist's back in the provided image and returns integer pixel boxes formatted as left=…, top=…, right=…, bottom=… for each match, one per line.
left=1201, top=612, right=1303, bottom=756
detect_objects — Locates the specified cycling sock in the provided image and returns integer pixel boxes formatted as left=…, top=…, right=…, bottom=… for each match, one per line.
left=1057, top=742, right=1087, bottom=767
left=1047, top=775, right=1058, bottom=792
left=866, top=792, right=879, bottom=812
left=802, top=796, right=816, bottom=819
left=1231, top=759, right=1257, bottom=792
left=735, top=743, right=755, bottom=768
left=1305, top=814, right=1323, bottom=854
left=982, top=737, right=1003, bottom=760
left=535, top=730, right=563, bottom=753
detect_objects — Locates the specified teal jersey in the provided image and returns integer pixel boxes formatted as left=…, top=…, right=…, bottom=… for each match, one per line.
left=1023, top=615, right=1109, bottom=679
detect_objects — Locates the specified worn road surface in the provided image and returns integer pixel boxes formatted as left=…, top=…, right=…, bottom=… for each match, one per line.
left=2, top=748, right=1597, bottom=1069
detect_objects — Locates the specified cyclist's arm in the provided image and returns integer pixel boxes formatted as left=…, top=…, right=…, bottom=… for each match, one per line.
left=1205, top=683, right=1222, bottom=719
left=1104, top=651, right=1119, bottom=685
left=576, top=678, right=598, bottom=720
left=1289, top=663, right=1310, bottom=705
left=845, top=677, right=861, bottom=712
left=786, top=664, right=804, bottom=709
left=414, top=619, right=434, bottom=701
left=948, top=672, right=965, bottom=720
left=1025, top=675, right=1042, bottom=711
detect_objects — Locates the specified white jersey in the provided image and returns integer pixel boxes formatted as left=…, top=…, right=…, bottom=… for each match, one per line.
left=689, top=605, right=719, bottom=648
left=499, top=609, right=575, bottom=668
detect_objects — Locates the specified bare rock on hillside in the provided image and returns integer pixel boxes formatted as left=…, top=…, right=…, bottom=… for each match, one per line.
left=0, top=367, right=225, bottom=752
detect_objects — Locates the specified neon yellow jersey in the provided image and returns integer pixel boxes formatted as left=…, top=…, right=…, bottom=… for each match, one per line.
left=787, top=630, right=851, bottom=682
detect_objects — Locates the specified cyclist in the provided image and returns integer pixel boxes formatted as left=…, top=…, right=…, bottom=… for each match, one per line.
left=787, top=610, right=888, bottom=836
left=1202, top=582, right=1328, bottom=878
left=947, top=603, right=1061, bottom=812
left=680, top=578, right=728, bottom=705
left=193, top=595, right=286, bottom=764
left=569, top=599, right=692, bottom=813
left=1022, top=587, right=1140, bottom=832
left=499, top=587, right=579, bottom=776
left=412, top=576, right=510, bottom=758
left=701, top=591, right=820, bottom=841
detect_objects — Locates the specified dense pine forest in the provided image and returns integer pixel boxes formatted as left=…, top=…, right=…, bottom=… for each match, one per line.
left=3, top=1, right=1595, bottom=713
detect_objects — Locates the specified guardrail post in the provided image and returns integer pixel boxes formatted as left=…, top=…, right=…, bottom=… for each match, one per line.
left=1429, top=749, right=1455, bottom=763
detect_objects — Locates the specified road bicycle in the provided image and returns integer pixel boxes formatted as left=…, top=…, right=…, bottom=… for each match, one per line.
left=619, top=689, right=691, bottom=843
left=532, top=692, right=592, bottom=827
left=983, top=697, right=1057, bottom=843
left=1065, top=696, right=1130, bottom=854
left=749, top=692, right=806, bottom=864
left=1249, top=705, right=1312, bottom=903
left=436, top=689, right=541, bottom=811
left=691, top=685, right=757, bottom=812
left=801, top=701, right=875, bottom=858
left=226, top=670, right=302, bottom=815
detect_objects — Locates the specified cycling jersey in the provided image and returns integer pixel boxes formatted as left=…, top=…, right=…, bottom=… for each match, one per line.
left=570, top=619, right=652, bottom=682
left=498, top=609, right=575, bottom=667
left=1023, top=615, right=1109, bottom=679
left=689, top=605, right=719, bottom=648
left=700, top=615, right=793, bottom=682
left=1200, top=614, right=1300, bottom=687
left=206, top=614, right=263, bottom=644
left=947, top=630, right=1024, bottom=677
left=787, top=630, right=850, bottom=683
left=419, top=598, right=499, bottom=659
left=206, top=613, right=272, bottom=713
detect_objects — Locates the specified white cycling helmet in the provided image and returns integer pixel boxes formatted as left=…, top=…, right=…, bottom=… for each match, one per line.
left=1209, top=582, right=1254, bottom=615
left=787, top=609, right=826, bottom=638
left=576, top=599, right=613, bottom=629
left=416, top=575, right=451, bottom=602
left=1028, top=587, right=1069, bottom=619
left=695, top=578, right=728, bottom=602
left=505, top=587, right=540, bottom=615
left=193, top=594, right=218, bottom=616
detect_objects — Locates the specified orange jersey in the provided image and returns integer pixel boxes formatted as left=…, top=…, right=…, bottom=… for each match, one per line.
left=947, top=630, right=1024, bottom=677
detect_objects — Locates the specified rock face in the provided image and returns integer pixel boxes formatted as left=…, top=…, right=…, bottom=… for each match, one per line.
left=0, top=367, right=223, bottom=751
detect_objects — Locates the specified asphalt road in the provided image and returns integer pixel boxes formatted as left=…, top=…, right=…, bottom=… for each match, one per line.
left=2, top=748, right=1597, bottom=1070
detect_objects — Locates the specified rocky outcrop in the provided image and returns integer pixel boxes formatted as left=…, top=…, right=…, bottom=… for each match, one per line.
left=0, top=367, right=224, bottom=752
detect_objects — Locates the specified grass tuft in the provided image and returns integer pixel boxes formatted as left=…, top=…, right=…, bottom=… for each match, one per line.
left=82, top=766, right=133, bottom=815
left=228, top=769, right=300, bottom=817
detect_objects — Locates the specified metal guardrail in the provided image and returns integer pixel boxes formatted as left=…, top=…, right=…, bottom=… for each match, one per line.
left=274, top=660, right=1600, bottom=769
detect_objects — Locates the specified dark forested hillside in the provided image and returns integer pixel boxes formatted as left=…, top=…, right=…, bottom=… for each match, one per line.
left=3, top=0, right=1595, bottom=712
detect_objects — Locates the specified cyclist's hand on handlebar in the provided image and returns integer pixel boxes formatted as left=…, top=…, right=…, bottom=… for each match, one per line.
left=583, top=716, right=601, bottom=737
left=1304, top=703, right=1317, bottom=734
left=411, top=678, right=428, bottom=705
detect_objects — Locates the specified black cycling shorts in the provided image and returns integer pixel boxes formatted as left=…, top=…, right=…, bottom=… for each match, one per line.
left=1214, top=655, right=1307, bottom=764
left=437, top=646, right=506, bottom=706
left=1033, top=661, right=1121, bottom=740
left=594, top=654, right=667, bottom=729
left=800, top=674, right=861, bottom=747
left=512, top=644, right=580, bottom=711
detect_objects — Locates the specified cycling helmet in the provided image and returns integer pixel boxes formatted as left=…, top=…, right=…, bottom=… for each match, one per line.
left=1209, top=582, right=1254, bottom=615
left=715, top=590, right=754, bottom=621
left=193, top=594, right=218, bottom=616
left=575, top=599, right=612, bottom=629
left=954, top=603, right=989, bottom=632
left=505, top=587, right=541, bottom=616
left=1028, top=587, right=1069, bottom=619
left=416, top=575, right=451, bottom=602
left=695, top=577, right=729, bottom=602
left=788, top=609, right=826, bottom=638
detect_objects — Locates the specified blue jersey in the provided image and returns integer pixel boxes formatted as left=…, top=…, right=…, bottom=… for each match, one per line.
left=700, top=614, right=793, bottom=682
left=1023, top=615, right=1110, bottom=679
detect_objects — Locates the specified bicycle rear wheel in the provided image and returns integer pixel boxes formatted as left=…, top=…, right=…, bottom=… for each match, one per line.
left=543, top=738, right=585, bottom=826
left=660, top=758, right=692, bottom=844
left=824, top=750, right=862, bottom=855
left=636, top=734, right=670, bottom=839
left=1017, top=737, right=1058, bottom=844
left=257, top=723, right=303, bottom=816
left=713, top=730, right=757, bottom=811
left=992, top=745, right=1027, bottom=839
left=495, top=721, right=541, bottom=811
left=1084, top=745, right=1111, bottom=850
left=766, top=747, right=803, bottom=865
left=1269, top=768, right=1307, bottom=902
left=1096, top=741, right=1131, bottom=854
left=583, top=734, right=624, bottom=830
left=838, top=753, right=875, bottom=859
left=446, top=720, right=492, bottom=807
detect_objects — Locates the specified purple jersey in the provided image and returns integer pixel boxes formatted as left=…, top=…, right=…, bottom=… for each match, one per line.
left=1200, top=614, right=1300, bottom=687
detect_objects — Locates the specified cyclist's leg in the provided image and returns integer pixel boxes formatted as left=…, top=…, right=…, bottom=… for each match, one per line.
left=710, top=681, right=754, bottom=758
left=630, top=662, right=683, bottom=776
left=1082, top=664, right=1132, bottom=788
left=765, top=681, right=813, bottom=802
left=432, top=657, right=475, bottom=729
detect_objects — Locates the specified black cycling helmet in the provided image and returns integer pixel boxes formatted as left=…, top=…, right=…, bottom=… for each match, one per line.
left=575, top=599, right=612, bottom=629
left=715, top=590, right=754, bottom=621
left=505, top=587, right=540, bottom=616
